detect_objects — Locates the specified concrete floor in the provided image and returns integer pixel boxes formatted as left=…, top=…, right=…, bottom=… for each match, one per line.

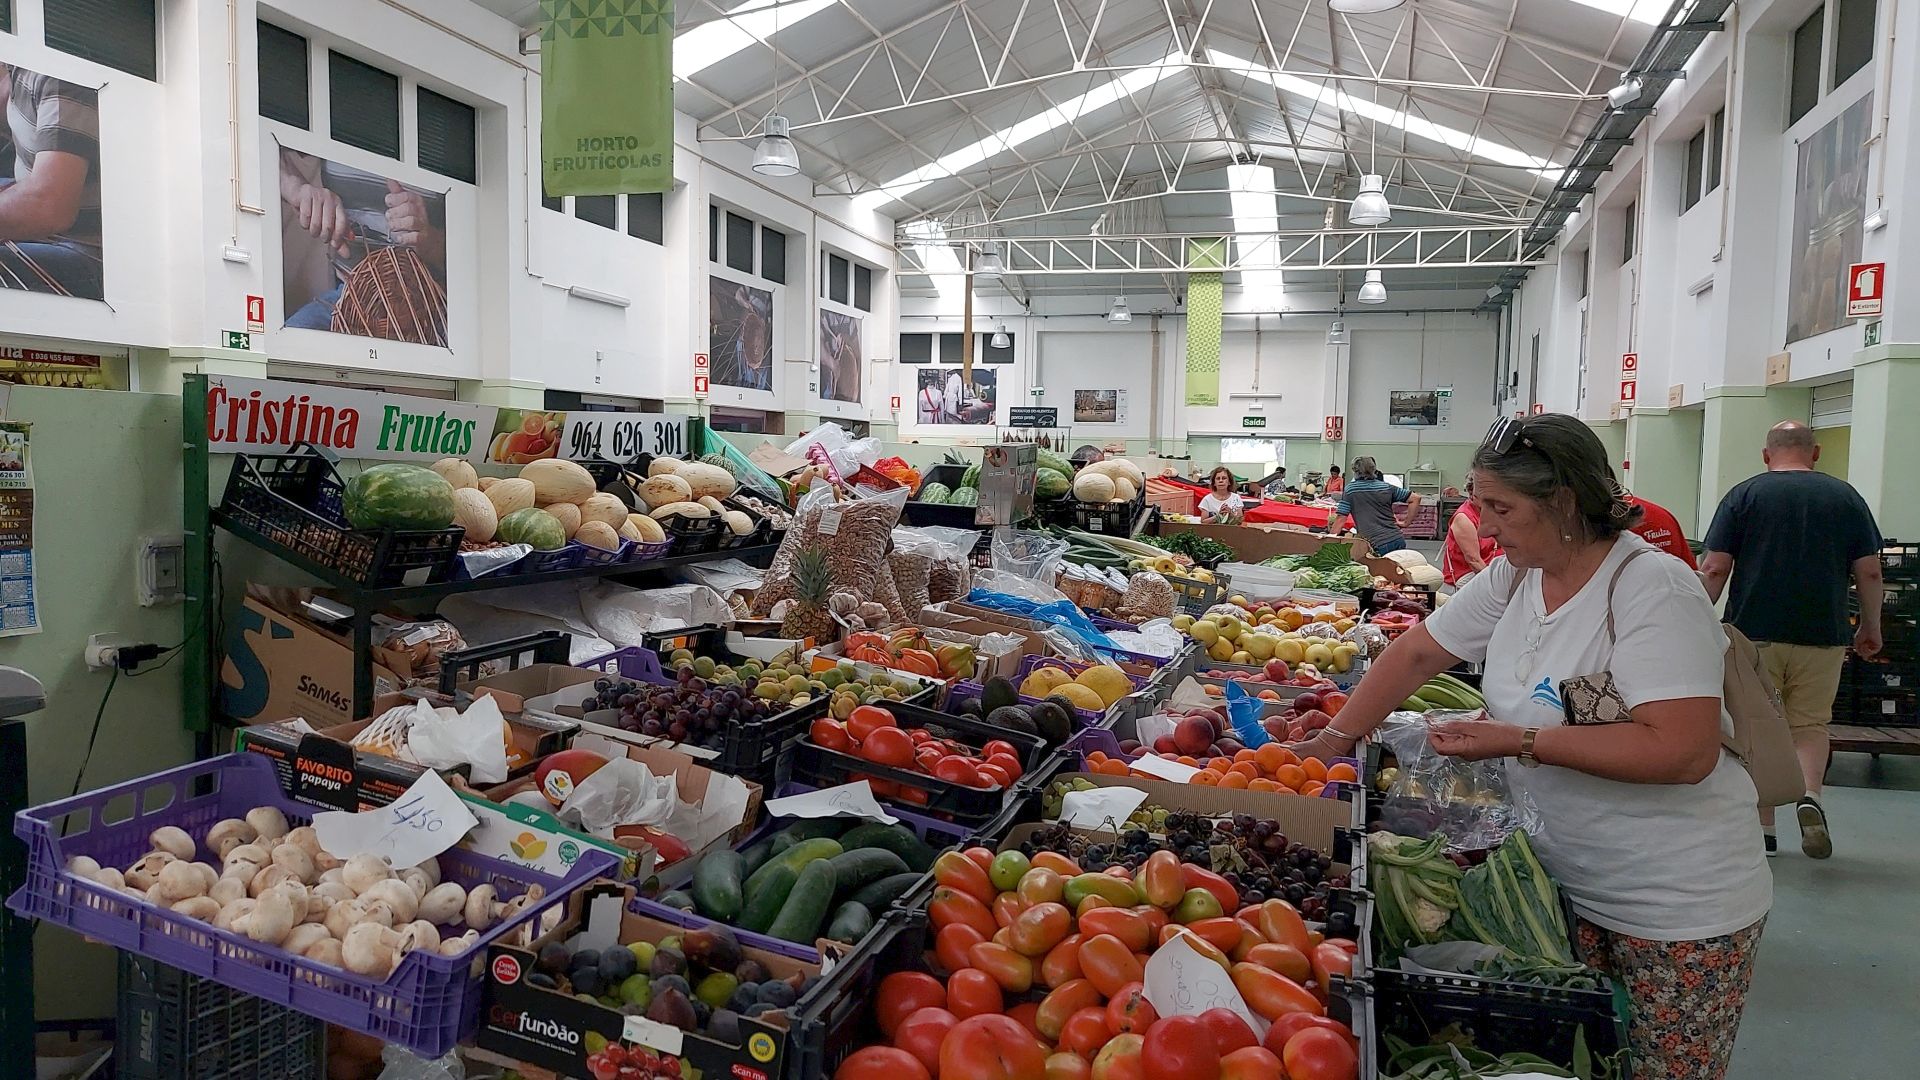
left=1728, top=752, right=1920, bottom=1079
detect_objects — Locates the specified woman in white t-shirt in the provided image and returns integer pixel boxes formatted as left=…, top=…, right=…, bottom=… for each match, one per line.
left=1294, top=414, right=1770, bottom=1080
left=1197, top=466, right=1245, bottom=524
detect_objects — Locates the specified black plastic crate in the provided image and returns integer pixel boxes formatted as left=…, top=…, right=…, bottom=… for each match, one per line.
left=1368, top=967, right=1628, bottom=1075
left=1880, top=540, right=1920, bottom=580
left=1169, top=571, right=1231, bottom=614
left=789, top=907, right=931, bottom=1080
left=117, top=950, right=326, bottom=1080
left=1845, top=657, right=1920, bottom=692
left=218, top=444, right=462, bottom=587
left=720, top=495, right=774, bottom=549
left=1842, top=684, right=1920, bottom=727
left=663, top=510, right=725, bottom=554
left=791, top=700, right=1047, bottom=823
left=1066, top=496, right=1150, bottom=537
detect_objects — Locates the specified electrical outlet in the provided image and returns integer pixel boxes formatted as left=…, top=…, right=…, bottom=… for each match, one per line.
left=85, top=634, right=129, bottom=671
left=138, top=535, right=185, bottom=606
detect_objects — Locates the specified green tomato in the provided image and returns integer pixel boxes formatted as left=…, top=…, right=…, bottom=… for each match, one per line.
left=989, top=850, right=1032, bottom=893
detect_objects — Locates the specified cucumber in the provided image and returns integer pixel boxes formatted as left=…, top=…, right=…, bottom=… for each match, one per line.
left=738, top=835, right=777, bottom=877
left=742, top=837, right=843, bottom=899
left=766, top=859, right=838, bottom=944
left=691, top=850, right=745, bottom=921
left=824, top=900, right=875, bottom=945
left=739, top=864, right=799, bottom=933
left=657, top=890, right=697, bottom=912
left=836, top=823, right=939, bottom=872
left=847, top=872, right=924, bottom=912
left=825, top=848, right=910, bottom=899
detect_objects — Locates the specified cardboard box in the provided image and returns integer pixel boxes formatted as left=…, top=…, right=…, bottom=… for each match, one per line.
left=219, top=593, right=403, bottom=729
left=478, top=884, right=815, bottom=1080
left=918, top=605, right=1052, bottom=658
left=463, top=663, right=607, bottom=719
left=1006, top=778, right=1357, bottom=866
left=455, top=789, right=645, bottom=881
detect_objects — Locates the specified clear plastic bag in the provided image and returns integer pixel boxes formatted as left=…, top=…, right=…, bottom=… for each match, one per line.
left=991, top=527, right=1069, bottom=582
left=752, top=483, right=909, bottom=616
left=1374, top=711, right=1543, bottom=851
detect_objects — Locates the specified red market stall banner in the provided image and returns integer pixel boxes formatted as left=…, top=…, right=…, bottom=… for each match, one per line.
left=202, top=376, right=688, bottom=465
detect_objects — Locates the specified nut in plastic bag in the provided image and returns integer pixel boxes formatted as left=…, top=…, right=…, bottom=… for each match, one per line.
left=1374, top=710, right=1543, bottom=851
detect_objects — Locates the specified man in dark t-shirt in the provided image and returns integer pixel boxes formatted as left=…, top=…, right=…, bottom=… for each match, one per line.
left=1702, top=421, right=1883, bottom=860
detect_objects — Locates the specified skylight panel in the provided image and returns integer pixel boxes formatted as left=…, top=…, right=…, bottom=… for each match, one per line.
left=675, top=0, right=841, bottom=82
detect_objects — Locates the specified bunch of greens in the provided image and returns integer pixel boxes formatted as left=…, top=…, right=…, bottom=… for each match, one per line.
left=1381, top=1030, right=1628, bottom=1080
left=1261, top=541, right=1371, bottom=592
left=1142, top=530, right=1237, bottom=565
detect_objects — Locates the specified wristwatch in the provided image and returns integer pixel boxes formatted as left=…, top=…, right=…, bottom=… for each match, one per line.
left=1517, top=727, right=1541, bottom=768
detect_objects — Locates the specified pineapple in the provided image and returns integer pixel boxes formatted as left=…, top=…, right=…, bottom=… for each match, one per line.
left=780, top=545, right=835, bottom=642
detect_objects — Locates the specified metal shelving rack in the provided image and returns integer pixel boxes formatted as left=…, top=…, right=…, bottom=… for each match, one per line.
left=178, top=373, right=774, bottom=735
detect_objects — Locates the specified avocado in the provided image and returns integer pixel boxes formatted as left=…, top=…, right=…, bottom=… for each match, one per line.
left=980, top=676, right=1020, bottom=713
left=987, top=705, right=1039, bottom=737
left=952, top=696, right=983, bottom=716
left=1030, top=700, right=1073, bottom=746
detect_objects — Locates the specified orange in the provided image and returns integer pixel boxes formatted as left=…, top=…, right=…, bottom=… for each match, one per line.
left=1275, top=763, right=1307, bottom=789
left=1255, top=744, right=1287, bottom=774
left=1301, top=781, right=1325, bottom=798
left=1101, top=759, right=1130, bottom=776
left=1276, top=747, right=1301, bottom=768
left=1234, top=748, right=1258, bottom=763
left=1087, top=751, right=1109, bottom=765
left=1190, top=770, right=1219, bottom=786
left=1326, top=762, right=1358, bottom=783
left=1248, top=778, right=1281, bottom=792
left=1219, top=771, right=1250, bottom=789
left=1302, top=757, right=1329, bottom=783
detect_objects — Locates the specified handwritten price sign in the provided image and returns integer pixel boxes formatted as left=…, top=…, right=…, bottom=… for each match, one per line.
left=311, top=770, right=479, bottom=868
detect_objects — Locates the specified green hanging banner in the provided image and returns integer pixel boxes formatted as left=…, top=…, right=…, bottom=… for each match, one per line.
left=1186, top=271, right=1224, bottom=406
left=541, top=0, right=675, bottom=197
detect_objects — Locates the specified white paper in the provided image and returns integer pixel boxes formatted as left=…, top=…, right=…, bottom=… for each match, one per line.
left=762, top=781, right=899, bottom=825
left=311, top=769, right=478, bottom=868
left=622, top=1014, right=686, bottom=1056
left=407, top=693, right=511, bottom=784
left=1142, top=933, right=1266, bottom=1035
left=1060, top=787, right=1150, bottom=830
left=1134, top=713, right=1176, bottom=747
left=1128, top=753, right=1202, bottom=783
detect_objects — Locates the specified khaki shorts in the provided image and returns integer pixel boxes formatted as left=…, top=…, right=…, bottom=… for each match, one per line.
left=1756, top=642, right=1847, bottom=739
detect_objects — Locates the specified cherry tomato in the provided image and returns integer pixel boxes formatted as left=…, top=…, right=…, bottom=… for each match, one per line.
left=810, top=718, right=853, bottom=752
left=916, top=746, right=945, bottom=772
left=861, top=726, right=915, bottom=768
left=1281, top=1027, right=1359, bottom=1080
left=876, top=972, right=946, bottom=1037
left=909, top=728, right=933, bottom=744
left=936, top=922, right=988, bottom=974
left=834, top=1046, right=931, bottom=1080
left=946, top=967, right=1005, bottom=1019
left=1140, top=1015, right=1220, bottom=1080
left=934, top=755, right=984, bottom=787
left=892, top=1007, right=956, bottom=1075
left=848, top=705, right=897, bottom=743
left=895, top=785, right=931, bottom=806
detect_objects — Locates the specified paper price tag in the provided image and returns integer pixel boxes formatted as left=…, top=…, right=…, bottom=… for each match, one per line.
left=762, top=781, right=900, bottom=825
left=1060, top=786, right=1150, bottom=830
left=818, top=505, right=844, bottom=536
left=311, top=769, right=478, bottom=869
left=623, top=1014, right=686, bottom=1056
left=1127, top=753, right=1201, bottom=783
left=1143, top=933, right=1266, bottom=1034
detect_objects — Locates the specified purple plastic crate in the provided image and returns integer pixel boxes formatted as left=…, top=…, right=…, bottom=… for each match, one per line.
left=7, top=753, right=616, bottom=1058
left=1014, top=655, right=1154, bottom=694
left=1086, top=613, right=1140, bottom=633
left=571, top=538, right=633, bottom=567
left=579, top=645, right=671, bottom=684
left=630, top=783, right=971, bottom=961
left=625, top=537, right=676, bottom=563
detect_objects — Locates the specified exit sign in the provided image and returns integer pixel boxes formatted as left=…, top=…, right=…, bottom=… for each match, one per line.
left=1242, top=415, right=1267, bottom=428
left=222, top=330, right=251, bottom=350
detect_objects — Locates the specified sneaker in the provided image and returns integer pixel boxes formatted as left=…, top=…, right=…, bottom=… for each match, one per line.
left=1764, top=833, right=1778, bottom=857
left=1797, top=797, right=1833, bottom=859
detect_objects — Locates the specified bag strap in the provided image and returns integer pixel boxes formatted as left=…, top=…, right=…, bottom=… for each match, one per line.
left=1602, top=546, right=1656, bottom=644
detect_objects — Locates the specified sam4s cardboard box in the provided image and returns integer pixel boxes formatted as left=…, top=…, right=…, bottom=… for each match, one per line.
left=220, top=592, right=402, bottom=729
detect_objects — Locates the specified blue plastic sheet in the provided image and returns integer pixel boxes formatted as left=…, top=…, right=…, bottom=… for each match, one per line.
left=961, top=589, right=1127, bottom=656
left=1224, top=679, right=1274, bottom=747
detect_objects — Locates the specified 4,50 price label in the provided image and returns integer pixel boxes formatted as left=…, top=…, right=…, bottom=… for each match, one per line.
left=562, top=415, right=687, bottom=462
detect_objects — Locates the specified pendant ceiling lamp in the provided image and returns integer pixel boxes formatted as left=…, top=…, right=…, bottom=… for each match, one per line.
left=752, top=4, right=801, bottom=177
left=1357, top=270, right=1387, bottom=305
left=1349, top=173, right=1390, bottom=226
left=991, top=323, right=1011, bottom=348
left=1107, top=296, right=1133, bottom=324
left=974, top=241, right=1005, bottom=279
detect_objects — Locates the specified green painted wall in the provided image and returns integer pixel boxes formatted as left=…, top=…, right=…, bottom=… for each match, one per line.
left=1, top=386, right=195, bottom=1020
left=1814, top=425, right=1851, bottom=481
left=1699, top=386, right=1809, bottom=535
left=1848, top=349, right=1920, bottom=540
left=1624, top=409, right=1705, bottom=535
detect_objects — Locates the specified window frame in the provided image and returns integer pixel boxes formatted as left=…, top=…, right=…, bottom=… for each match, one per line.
left=1788, top=5, right=1827, bottom=126
left=46, top=0, right=158, bottom=81
left=1621, top=201, right=1636, bottom=264
left=328, top=50, right=403, bottom=160
left=257, top=21, right=311, bottom=129
left=415, top=86, right=477, bottom=184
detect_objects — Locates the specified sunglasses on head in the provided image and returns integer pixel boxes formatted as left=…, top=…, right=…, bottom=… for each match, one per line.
left=1482, top=417, right=1536, bottom=454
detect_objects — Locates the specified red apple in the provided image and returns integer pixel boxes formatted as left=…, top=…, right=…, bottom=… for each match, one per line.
left=1293, top=692, right=1322, bottom=713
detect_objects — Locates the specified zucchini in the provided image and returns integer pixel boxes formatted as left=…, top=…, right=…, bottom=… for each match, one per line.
left=825, top=847, right=910, bottom=898
left=824, top=900, right=875, bottom=945
left=690, top=850, right=745, bottom=921
left=742, top=837, right=842, bottom=899
left=837, top=823, right=939, bottom=872
left=847, top=872, right=923, bottom=911
left=766, top=858, right=838, bottom=944
left=656, top=889, right=697, bottom=912
left=739, top=864, right=798, bottom=933
left=738, top=834, right=777, bottom=877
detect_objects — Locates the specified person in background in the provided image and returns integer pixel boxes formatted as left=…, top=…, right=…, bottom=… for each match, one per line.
left=1256, top=465, right=1290, bottom=497
left=1071, top=444, right=1106, bottom=470
left=1198, top=466, right=1246, bottom=524
left=1330, top=456, right=1418, bottom=554
left=1296, top=414, right=1770, bottom=1080
left=916, top=377, right=943, bottom=425
left=1701, top=421, right=1883, bottom=859
left=1441, top=486, right=1501, bottom=585
left=1325, top=464, right=1345, bottom=495
left=1629, top=494, right=1696, bottom=569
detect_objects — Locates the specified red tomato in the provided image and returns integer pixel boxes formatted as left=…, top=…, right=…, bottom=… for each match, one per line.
left=1140, top=1015, right=1221, bottom=1080
left=1103, top=982, right=1156, bottom=1036
left=1231, top=962, right=1324, bottom=1021
left=1077, top=934, right=1144, bottom=997
left=963, top=846, right=997, bottom=873
left=1178, top=863, right=1240, bottom=914
left=992, top=892, right=1029, bottom=929
left=1257, top=900, right=1311, bottom=953
left=1196, top=1007, right=1258, bottom=1054
left=986, top=752, right=1024, bottom=781
left=1058, top=1007, right=1113, bottom=1059
left=1218, top=1046, right=1285, bottom=1080
left=934, top=755, right=984, bottom=787
left=1009, top=902, right=1073, bottom=958
left=876, top=972, right=946, bottom=1037
left=896, top=785, right=931, bottom=806
left=1045, top=1051, right=1093, bottom=1080
left=933, top=851, right=998, bottom=906
left=976, top=763, right=1012, bottom=789
left=947, top=968, right=1005, bottom=1019
left=1246, top=942, right=1312, bottom=984
left=835, top=1046, right=932, bottom=1080
left=893, top=1007, right=957, bottom=1075
left=982, top=739, right=1019, bottom=760
left=1039, top=933, right=1084, bottom=987
left=1089, top=1033, right=1144, bottom=1080
left=916, top=746, right=946, bottom=772
left=1263, top=1013, right=1354, bottom=1055
left=1076, top=907, right=1151, bottom=951
left=1312, top=941, right=1355, bottom=993
left=930, top=886, right=998, bottom=939
left=938, top=1014, right=1049, bottom=1080
left=936, top=923, right=988, bottom=975
left=862, top=726, right=916, bottom=768
left=1135, top=850, right=1184, bottom=910
left=909, top=728, right=934, bottom=744
left=1180, top=916, right=1244, bottom=953
left=967, top=941, right=1036, bottom=993
left=848, top=705, right=897, bottom=743
left=811, top=718, right=853, bottom=752
left=1282, top=1027, right=1358, bottom=1080
left=1008, top=1001, right=1044, bottom=1040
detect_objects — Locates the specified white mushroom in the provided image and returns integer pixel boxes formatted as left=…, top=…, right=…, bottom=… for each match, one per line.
left=341, top=854, right=392, bottom=896
left=409, top=859, right=442, bottom=889
left=437, top=931, right=479, bottom=957
left=222, top=843, right=270, bottom=880
left=282, top=825, right=322, bottom=856
left=248, top=864, right=301, bottom=898
left=65, top=855, right=101, bottom=879
left=122, top=886, right=146, bottom=900
left=360, top=879, right=419, bottom=923
left=323, top=899, right=367, bottom=940
left=463, top=884, right=501, bottom=931
left=155, top=858, right=208, bottom=903
left=417, top=882, right=467, bottom=926
left=209, top=876, right=247, bottom=907
left=245, top=806, right=291, bottom=843
left=282, top=923, right=333, bottom=956
left=270, top=844, right=316, bottom=884
left=314, top=881, right=356, bottom=906
left=236, top=887, right=299, bottom=945
left=399, top=867, right=434, bottom=901
left=143, top=883, right=168, bottom=905
left=313, top=850, right=344, bottom=874
left=213, top=897, right=256, bottom=931
left=148, top=826, right=196, bottom=861
left=206, top=819, right=257, bottom=860
left=171, top=896, right=221, bottom=921
left=125, top=851, right=178, bottom=891
left=341, top=922, right=399, bottom=977
left=395, top=920, right=441, bottom=955
left=358, top=899, right=397, bottom=929
left=318, top=868, right=345, bottom=887
left=90, top=867, right=126, bottom=891
left=194, top=862, right=220, bottom=893
left=303, top=937, right=344, bottom=968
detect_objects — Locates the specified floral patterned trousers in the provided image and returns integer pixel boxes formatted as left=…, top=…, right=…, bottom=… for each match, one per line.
left=1575, top=916, right=1767, bottom=1080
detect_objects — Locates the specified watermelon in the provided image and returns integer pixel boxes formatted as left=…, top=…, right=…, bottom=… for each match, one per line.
left=496, top=507, right=568, bottom=550
left=960, top=463, right=980, bottom=489
left=1036, top=448, right=1075, bottom=477
left=342, top=464, right=456, bottom=531
left=1035, top=467, right=1071, bottom=499
left=917, top=483, right=952, bottom=505
left=948, top=486, right=978, bottom=507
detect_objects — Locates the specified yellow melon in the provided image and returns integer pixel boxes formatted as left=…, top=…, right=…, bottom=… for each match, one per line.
left=1074, top=664, right=1135, bottom=708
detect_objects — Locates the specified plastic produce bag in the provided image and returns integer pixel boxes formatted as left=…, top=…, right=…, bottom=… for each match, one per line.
left=752, top=482, right=909, bottom=616
left=456, top=543, right=531, bottom=578
left=1102, top=618, right=1185, bottom=659
left=784, top=422, right=880, bottom=484
left=991, top=527, right=1069, bottom=582
left=558, top=756, right=678, bottom=837
left=700, top=433, right=786, bottom=500
left=581, top=582, right=734, bottom=644
left=377, top=1045, right=464, bottom=1080
left=406, top=694, right=511, bottom=784
left=1375, top=711, right=1543, bottom=851
left=890, top=525, right=970, bottom=617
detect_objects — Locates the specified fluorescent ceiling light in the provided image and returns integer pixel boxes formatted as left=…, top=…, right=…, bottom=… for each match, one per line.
left=1566, top=0, right=1665, bottom=24
left=1228, top=162, right=1285, bottom=297
left=1208, top=49, right=1564, bottom=180
left=856, top=53, right=1188, bottom=212
left=674, top=0, right=841, bottom=82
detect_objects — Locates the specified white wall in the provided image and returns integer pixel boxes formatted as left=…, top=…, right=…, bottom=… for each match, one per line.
left=1347, top=311, right=1499, bottom=444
